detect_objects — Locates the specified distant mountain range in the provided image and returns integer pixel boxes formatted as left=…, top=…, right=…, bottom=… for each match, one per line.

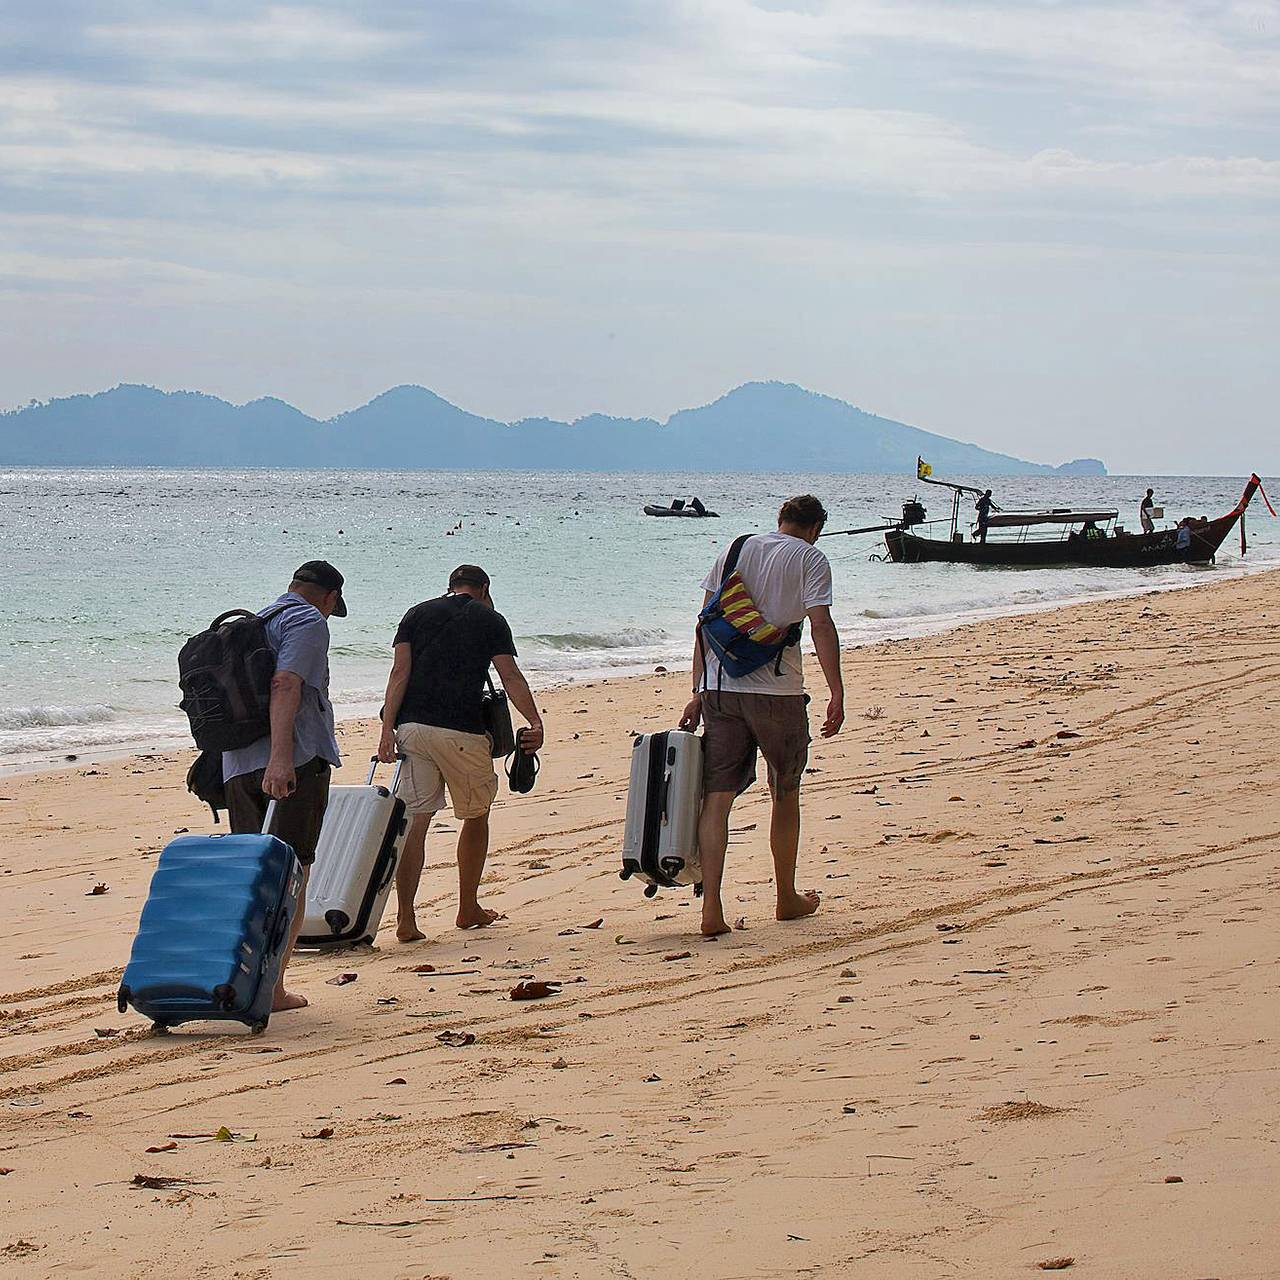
left=0, top=381, right=1105, bottom=475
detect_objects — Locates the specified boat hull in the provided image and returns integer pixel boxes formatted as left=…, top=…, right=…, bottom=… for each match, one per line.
left=643, top=505, right=719, bottom=518
left=885, top=515, right=1240, bottom=568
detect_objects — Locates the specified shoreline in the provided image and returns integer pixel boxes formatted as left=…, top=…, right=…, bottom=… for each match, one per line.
left=6, top=557, right=1279, bottom=781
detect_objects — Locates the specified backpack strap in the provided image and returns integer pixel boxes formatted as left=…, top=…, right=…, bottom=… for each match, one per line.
left=720, top=534, right=753, bottom=586
left=208, top=602, right=308, bottom=632
left=697, top=536, right=753, bottom=701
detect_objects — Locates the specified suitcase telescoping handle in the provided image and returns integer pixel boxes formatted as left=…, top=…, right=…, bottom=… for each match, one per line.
left=367, top=753, right=405, bottom=794
left=259, top=753, right=405, bottom=830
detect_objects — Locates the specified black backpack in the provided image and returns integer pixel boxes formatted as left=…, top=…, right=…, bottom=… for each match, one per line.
left=178, top=605, right=296, bottom=753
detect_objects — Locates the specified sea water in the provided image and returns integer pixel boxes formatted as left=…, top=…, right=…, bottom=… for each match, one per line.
left=1, top=467, right=1276, bottom=767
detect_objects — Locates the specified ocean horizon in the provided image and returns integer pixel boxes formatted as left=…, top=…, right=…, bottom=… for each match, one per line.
left=3, top=465, right=1276, bottom=769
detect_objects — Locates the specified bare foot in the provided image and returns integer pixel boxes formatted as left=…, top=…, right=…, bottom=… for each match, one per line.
left=272, top=989, right=309, bottom=1012
left=456, top=906, right=501, bottom=930
left=776, top=890, right=821, bottom=922
left=701, top=914, right=731, bottom=938
left=396, top=920, right=426, bottom=943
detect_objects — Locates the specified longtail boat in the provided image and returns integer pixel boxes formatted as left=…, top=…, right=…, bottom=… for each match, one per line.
left=823, top=465, right=1272, bottom=568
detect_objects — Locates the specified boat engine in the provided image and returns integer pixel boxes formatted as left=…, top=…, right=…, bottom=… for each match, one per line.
left=900, top=499, right=926, bottom=528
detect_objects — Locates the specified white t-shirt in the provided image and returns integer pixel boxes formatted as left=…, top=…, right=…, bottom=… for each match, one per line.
left=699, top=531, right=834, bottom=696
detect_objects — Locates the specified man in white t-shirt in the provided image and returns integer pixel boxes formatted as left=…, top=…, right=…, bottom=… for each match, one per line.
left=680, top=494, right=845, bottom=937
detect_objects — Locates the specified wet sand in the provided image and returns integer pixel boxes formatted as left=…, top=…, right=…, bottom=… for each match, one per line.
left=2, top=572, right=1279, bottom=1278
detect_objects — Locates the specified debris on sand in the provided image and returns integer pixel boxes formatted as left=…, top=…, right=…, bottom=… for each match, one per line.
left=131, top=1173, right=198, bottom=1190
left=510, top=981, right=561, bottom=1000
left=978, top=1101, right=1066, bottom=1123
left=435, top=1030, right=476, bottom=1048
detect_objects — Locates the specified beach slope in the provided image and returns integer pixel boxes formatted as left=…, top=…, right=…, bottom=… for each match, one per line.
left=2, top=573, right=1278, bottom=1278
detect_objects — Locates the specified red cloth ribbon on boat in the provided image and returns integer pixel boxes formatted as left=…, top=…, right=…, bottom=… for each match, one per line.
left=1255, top=475, right=1277, bottom=517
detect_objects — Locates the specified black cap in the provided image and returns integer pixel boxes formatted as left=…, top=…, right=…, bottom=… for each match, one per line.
left=292, top=560, right=347, bottom=616
left=448, top=564, right=490, bottom=589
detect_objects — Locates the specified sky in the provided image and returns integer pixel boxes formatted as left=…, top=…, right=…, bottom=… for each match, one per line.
left=1, top=1, right=1277, bottom=473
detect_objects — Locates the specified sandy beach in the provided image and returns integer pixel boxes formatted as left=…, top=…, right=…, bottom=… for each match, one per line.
left=2, top=571, right=1278, bottom=1279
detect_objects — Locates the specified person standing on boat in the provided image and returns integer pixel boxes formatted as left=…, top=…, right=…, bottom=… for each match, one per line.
left=1140, top=489, right=1157, bottom=534
left=975, top=490, right=995, bottom=543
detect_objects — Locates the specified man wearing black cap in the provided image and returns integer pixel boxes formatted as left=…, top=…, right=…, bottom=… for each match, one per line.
left=378, top=564, right=543, bottom=937
left=223, top=560, right=346, bottom=1012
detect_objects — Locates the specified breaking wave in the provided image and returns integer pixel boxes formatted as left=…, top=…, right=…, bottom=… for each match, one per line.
left=0, top=703, right=117, bottom=731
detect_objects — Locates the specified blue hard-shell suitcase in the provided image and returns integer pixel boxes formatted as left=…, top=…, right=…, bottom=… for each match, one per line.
left=118, top=833, right=303, bottom=1034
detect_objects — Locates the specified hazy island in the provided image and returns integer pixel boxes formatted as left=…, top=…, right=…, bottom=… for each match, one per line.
left=1, top=379, right=1105, bottom=475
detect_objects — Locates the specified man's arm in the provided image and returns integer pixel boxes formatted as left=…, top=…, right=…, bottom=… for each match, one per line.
left=807, top=604, right=844, bottom=738
left=262, top=669, right=303, bottom=799
left=377, top=642, right=413, bottom=763
left=680, top=590, right=714, bottom=730
left=492, top=654, right=544, bottom=754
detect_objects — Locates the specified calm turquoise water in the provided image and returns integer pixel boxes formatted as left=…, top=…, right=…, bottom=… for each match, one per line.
left=1, top=468, right=1276, bottom=765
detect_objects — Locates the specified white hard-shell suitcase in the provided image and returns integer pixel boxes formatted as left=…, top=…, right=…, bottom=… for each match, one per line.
left=296, top=756, right=408, bottom=947
left=620, top=729, right=703, bottom=897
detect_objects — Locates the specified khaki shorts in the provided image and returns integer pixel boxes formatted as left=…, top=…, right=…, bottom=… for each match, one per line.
left=396, top=722, right=499, bottom=820
left=701, top=692, right=810, bottom=795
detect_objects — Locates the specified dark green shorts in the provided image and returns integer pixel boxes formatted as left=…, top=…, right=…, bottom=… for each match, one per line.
left=225, top=757, right=331, bottom=867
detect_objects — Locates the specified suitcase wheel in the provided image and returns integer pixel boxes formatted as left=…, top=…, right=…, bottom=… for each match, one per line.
left=249, top=1019, right=268, bottom=1036
left=324, top=908, right=351, bottom=935
left=149, top=1021, right=171, bottom=1035
left=694, top=882, right=704, bottom=898
left=117, top=985, right=129, bottom=1014
left=213, top=983, right=237, bottom=1012
left=643, top=883, right=658, bottom=899
left=619, top=867, right=633, bottom=881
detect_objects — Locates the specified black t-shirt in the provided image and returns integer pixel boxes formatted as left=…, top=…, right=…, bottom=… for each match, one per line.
left=393, top=595, right=518, bottom=734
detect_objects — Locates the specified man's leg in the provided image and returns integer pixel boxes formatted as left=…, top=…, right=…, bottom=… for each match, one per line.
left=272, top=866, right=311, bottom=1011
left=396, top=814, right=433, bottom=942
left=456, top=814, right=496, bottom=929
left=266, top=761, right=331, bottom=1012
left=754, top=697, right=819, bottom=923
left=769, top=785, right=819, bottom=921
left=697, top=790, right=737, bottom=937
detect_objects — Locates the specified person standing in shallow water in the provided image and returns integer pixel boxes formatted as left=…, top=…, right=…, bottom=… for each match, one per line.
left=378, top=565, right=543, bottom=938
left=680, top=495, right=845, bottom=938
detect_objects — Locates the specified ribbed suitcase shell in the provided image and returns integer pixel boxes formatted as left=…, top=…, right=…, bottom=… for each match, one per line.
left=118, top=834, right=301, bottom=1032
left=297, top=759, right=407, bottom=947
left=620, top=729, right=703, bottom=897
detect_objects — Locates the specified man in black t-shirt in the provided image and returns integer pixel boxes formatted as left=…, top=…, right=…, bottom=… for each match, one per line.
left=378, top=565, right=543, bottom=937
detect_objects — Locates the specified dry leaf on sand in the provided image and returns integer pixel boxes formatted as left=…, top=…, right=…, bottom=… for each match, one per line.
left=510, top=981, right=562, bottom=1001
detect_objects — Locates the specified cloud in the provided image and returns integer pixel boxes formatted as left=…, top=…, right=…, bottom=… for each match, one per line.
left=0, top=1, right=1276, bottom=470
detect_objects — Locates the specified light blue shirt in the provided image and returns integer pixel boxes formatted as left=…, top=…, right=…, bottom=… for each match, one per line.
left=222, top=593, right=342, bottom=782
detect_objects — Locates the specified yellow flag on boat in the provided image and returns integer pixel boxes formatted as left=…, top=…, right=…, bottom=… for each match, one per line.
left=917, top=456, right=932, bottom=480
